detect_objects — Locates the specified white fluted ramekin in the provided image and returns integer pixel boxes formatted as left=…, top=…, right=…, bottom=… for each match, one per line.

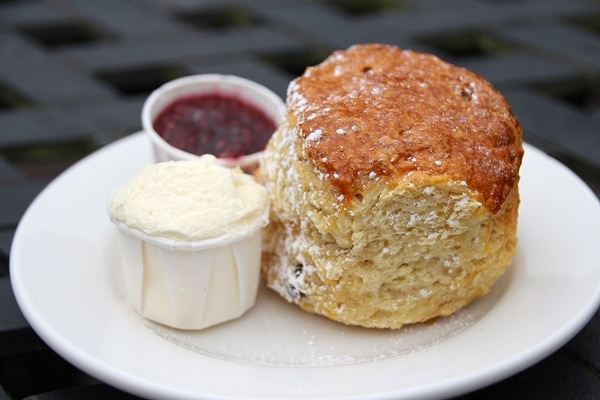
left=111, top=205, right=268, bottom=330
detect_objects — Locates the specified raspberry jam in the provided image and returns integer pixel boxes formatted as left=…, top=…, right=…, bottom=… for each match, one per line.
left=153, top=93, right=277, bottom=159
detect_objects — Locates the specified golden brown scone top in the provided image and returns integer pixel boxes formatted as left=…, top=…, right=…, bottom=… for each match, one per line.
left=287, top=43, right=523, bottom=214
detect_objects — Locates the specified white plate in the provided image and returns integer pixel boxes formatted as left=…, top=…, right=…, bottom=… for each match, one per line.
left=10, top=133, right=600, bottom=400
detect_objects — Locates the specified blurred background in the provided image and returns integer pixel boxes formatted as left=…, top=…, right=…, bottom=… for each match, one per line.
left=1, top=0, right=599, bottom=399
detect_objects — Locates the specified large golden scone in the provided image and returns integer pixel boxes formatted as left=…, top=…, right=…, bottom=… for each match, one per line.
left=260, top=43, right=523, bottom=329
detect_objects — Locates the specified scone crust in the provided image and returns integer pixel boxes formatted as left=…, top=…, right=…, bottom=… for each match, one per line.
left=288, top=43, right=523, bottom=214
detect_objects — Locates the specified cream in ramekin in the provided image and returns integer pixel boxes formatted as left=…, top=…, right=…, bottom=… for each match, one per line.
left=142, top=74, right=285, bottom=172
left=108, top=155, right=268, bottom=330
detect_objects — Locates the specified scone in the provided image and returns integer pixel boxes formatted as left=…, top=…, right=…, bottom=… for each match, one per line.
left=260, top=43, right=523, bottom=329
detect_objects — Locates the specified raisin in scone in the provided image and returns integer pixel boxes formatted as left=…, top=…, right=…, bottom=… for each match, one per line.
left=260, top=43, right=523, bottom=329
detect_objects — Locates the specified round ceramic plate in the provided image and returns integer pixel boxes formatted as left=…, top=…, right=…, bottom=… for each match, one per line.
left=10, top=133, right=600, bottom=400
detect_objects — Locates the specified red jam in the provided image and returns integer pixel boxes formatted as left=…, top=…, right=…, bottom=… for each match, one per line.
left=153, top=93, right=277, bottom=159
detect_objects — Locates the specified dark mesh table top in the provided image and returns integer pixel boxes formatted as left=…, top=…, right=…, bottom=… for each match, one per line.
left=1, top=0, right=599, bottom=399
